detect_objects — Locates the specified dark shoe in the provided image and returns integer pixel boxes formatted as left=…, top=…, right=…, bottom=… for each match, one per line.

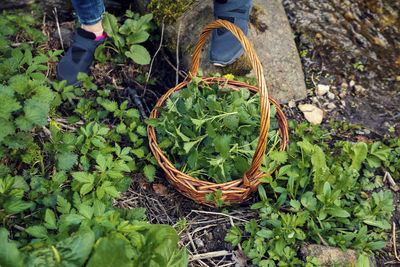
left=209, top=0, right=253, bottom=67
left=57, top=28, right=106, bottom=86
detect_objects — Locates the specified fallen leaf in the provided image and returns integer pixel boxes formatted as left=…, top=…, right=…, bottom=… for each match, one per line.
left=356, top=136, right=369, bottom=142
left=153, top=184, right=168, bottom=196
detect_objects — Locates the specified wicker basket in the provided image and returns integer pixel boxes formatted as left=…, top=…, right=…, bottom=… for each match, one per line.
left=147, top=20, right=289, bottom=206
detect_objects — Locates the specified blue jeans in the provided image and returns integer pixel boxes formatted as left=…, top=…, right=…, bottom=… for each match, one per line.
left=71, top=0, right=105, bottom=26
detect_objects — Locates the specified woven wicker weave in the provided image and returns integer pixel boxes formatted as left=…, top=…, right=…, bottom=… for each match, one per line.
left=147, top=20, right=289, bottom=206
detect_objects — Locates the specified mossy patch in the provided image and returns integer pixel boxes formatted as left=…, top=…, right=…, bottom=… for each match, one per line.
left=217, top=54, right=253, bottom=76
left=147, top=0, right=198, bottom=25
left=249, top=4, right=268, bottom=32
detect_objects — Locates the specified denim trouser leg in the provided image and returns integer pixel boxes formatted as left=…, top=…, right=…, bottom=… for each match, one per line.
left=70, top=0, right=105, bottom=26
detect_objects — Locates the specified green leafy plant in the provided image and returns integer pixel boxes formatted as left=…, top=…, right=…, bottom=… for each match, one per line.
left=353, top=61, right=365, bottom=72
left=146, top=77, right=281, bottom=183
left=225, top=122, right=398, bottom=266
left=95, top=10, right=154, bottom=65
left=0, top=9, right=186, bottom=266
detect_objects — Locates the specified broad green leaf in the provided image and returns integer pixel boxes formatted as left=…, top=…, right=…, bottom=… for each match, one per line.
left=104, top=185, right=120, bottom=198
left=356, top=254, right=370, bottom=267
left=78, top=204, right=94, bottom=219
left=87, top=237, right=130, bottom=267
left=125, top=44, right=150, bottom=65
left=102, top=13, right=120, bottom=40
left=96, top=154, right=107, bottom=172
left=363, top=219, right=391, bottom=229
left=289, top=199, right=301, bottom=211
left=350, top=142, right=368, bottom=170
left=233, top=156, right=249, bottom=173
left=0, top=94, right=21, bottom=120
left=301, top=192, right=317, bottom=211
left=57, top=195, right=71, bottom=214
left=136, top=125, right=147, bottom=136
left=367, top=241, right=387, bottom=250
left=24, top=99, right=49, bottom=126
left=326, top=206, right=350, bottom=218
left=33, top=85, right=55, bottom=104
left=100, top=100, right=118, bottom=112
left=183, top=140, right=198, bottom=154
left=323, top=182, right=331, bottom=197
left=9, top=74, right=29, bottom=95
left=0, top=228, right=24, bottom=267
left=93, top=200, right=106, bottom=216
left=44, top=209, right=57, bottom=229
left=269, top=150, right=288, bottom=165
left=132, top=148, right=145, bottom=158
left=4, top=199, right=33, bottom=214
left=63, top=213, right=85, bottom=225
left=57, top=227, right=95, bottom=266
left=15, top=115, right=34, bottom=130
left=256, top=229, right=274, bottom=238
left=126, top=31, right=150, bottom=44
left=213, top=135, right=231, bottom=158
left=0, top=119, right=15, bottom=142
left=56, top=152, right=77, bottom=171
left=80, top=183, right=94, bottom=195
left=225, top=226, right=242, bottom=246
left=26, top=225, right=47, bottom=238
left=72, top=172, right=94, bottom=184
left=143, top=165, right=156, bottom=181
left=91, top=138, right=105, bottom=148
left=223, top=114, right=239, bottom=130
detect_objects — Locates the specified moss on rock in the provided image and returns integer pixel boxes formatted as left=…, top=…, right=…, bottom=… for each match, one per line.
left=250, top=4, right=268, bottom=32
left=147, top=0, right=198, bottom=25
left=217, top=53, right=253, bottom=76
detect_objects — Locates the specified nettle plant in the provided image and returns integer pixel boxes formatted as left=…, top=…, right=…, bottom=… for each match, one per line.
left=225, top=122, right=397, bottom=266
left=0, top=9, right=186, bottom=266
left=146, top=77, right=282, bottom=183
left=95, top=10, right=154, bottom=65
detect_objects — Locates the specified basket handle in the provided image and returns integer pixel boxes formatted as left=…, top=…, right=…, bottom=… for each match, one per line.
left=187, top=19, right=271, bottom=185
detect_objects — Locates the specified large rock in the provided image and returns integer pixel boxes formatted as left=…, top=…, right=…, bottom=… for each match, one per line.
left=139, top=0, right=307, bottom=103
left=300, top=244, right=377, bottom=267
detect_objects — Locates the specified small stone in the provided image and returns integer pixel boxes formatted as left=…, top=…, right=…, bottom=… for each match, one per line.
left=339, top=92, right=346, bottom=98
left=288, top=100, right=296, bottom=108
left=354, top=85, right=366, bottom=94
left=327, top=92, right=335, bottom=100
left=327, top=103, right=336, bottom=110
left=195, top=238, right=204, bottom=248
left=364, top=129, right=371, bottom=135
left=349, top=80, right=356, bottom=88
left=298, top=104, right=324, bottom=125
left=311, top=97, right=319, bottom=104
left=317, top=84, right=330, bottom=96
left=341, top=100, right=346, bottom=107
left=383, top=122, right=390, bottom=128
left=340, top=82, right=348, bottom=89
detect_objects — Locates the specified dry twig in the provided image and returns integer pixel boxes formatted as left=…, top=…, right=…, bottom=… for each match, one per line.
left=392, top=222, right=400, bottom=262
left=53, top=7, right=64, bottom=51
left=145, top=22, right=165, bottom=91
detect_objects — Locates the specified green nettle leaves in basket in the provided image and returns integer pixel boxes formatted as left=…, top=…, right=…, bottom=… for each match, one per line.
left=146, top=77, right=282, bottom=183
left=95, top=11, right=153, bottom=64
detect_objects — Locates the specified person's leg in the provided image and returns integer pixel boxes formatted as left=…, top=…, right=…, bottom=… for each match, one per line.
left=71, top=0, right=105, bottom=36
left=209, top=0, right=253, bottom=67
left=58, top=0, right=106, bottom=85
